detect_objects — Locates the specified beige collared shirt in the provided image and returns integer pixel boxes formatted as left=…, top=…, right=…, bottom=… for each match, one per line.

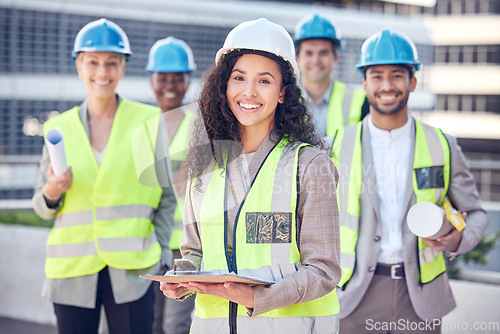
left=181, top=135, right=341, bottom=316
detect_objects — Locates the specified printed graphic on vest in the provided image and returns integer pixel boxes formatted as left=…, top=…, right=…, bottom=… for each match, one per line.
left=246, top=212, right=292, bottom=244
left=415, top=166, right=445, bottom=190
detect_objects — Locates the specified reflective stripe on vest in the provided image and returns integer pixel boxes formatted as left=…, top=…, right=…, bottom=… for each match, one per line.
left=190, top=314, right=339, bottom=334
left=326, top=80, right=366, bottom=136
left=168, top=110, right=193, bottom=250
left=190, top=139, right=339, bottom=331
left=413, top=120, right=450, bottom=283
left=48, top=204, right=157, bottom=257
left=43, top=100, right=163, bottom=279
left=46, top=231, right=158, bottom=256
left=330, top=119, right=450, bottom=287
left=328, top=125, right=362, bottom=287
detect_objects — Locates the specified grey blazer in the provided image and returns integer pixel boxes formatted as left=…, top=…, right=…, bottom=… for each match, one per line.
left=337, top=117, right=488, bottom=320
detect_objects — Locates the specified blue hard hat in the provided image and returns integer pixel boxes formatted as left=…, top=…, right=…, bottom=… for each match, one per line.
left=294, top=14, right=341, bottom=49
left=71, top=18, right=132, bottom=61
left=356, top=29, right=420, bottom=73
left=146, top=37, right=196, bottom=73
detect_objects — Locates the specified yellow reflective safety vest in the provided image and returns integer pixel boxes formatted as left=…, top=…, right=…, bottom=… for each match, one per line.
left=325, top=80, right=366, bottom=136
left=43, top=99, right=163, bottom=279
left=190, top=138, right=339, bottom=332
left=329, top=119, right=450, bottom=287
left=168, top=110, right=193, bottom=250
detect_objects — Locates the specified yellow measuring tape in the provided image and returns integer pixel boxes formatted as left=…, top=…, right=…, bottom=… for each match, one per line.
left=442, top=200, right=466, bottom=231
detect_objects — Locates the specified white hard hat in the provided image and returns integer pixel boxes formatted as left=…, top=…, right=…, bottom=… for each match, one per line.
left=215, top=18, right=300, bottom=83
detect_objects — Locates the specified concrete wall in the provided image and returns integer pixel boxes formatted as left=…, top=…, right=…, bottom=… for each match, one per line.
left=0, top=224, right=55, bottom=325
left=1, top=224, right=500, bottom=332
left=443, top=280, right=500, bottom=334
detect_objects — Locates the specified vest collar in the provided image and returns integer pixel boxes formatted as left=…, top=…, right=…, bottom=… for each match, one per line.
left=78, top=94, right=123, bottom=138
left=246, top=133, right=282, bottom=181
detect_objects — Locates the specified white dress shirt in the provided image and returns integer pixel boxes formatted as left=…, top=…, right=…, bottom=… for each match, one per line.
left=302, top=81, right=333, bottom=137
left=367, top=114, right=413, bottom=264
left=92, top=146, right=106, bottom=166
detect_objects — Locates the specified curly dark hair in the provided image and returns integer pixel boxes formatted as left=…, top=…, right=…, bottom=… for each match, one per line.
left=183, top=49, right=322, bottom=187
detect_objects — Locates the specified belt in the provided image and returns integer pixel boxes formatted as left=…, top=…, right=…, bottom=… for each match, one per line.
left=375, top=263, right=405, bottom=279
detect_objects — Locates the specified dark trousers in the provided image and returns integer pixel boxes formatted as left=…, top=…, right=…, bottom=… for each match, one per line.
left=340, top=273, right=442, bottom=334
left=153, top=281, right=195, bottom=334
left=54, top=267, right=154, bottom=334
left=153, top=250, right=195, bottom=334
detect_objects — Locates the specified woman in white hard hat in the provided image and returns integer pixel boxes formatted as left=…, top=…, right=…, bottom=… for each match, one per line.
left=32, top=18, right=175, bottom=334
left=160, top=18, right=341, bottom=334
left=146, top=36, right=196, bottom=334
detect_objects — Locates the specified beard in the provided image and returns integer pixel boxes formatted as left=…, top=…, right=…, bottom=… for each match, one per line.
left=368, top=90, right=410, bottom=116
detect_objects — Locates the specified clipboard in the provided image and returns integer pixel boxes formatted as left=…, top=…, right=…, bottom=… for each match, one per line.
left=140, top=272, right=275, bottom=286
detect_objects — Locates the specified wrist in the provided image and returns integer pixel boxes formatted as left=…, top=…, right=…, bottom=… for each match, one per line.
left=42, top=189, right=62, bottom=209
left=42, top=185, right=61, bottom=201
left=43, top=192, right=60, bottom=201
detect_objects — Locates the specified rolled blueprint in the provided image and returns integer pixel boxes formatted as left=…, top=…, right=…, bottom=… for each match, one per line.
left=45, top=127, right=68, bottom=176
left=407, top=202, right=453, bottom=240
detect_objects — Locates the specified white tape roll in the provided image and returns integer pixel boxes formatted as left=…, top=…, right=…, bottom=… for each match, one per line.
left=407, top=202, right=453, bottom=240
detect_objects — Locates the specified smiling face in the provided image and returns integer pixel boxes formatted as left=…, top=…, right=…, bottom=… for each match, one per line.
left=75, top=52, right=126, bottom=100
left=151, top=72, right=190, bottom=112
left=363, top=64, right=416, bottom=117
left=226, top=53, right=285, bottom=136
left=296, top=39, right=338, bottom=85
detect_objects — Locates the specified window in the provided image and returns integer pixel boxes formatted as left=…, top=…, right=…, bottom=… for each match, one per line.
left=435, top=45, right=500, bottom=64
left=437, top=95, right=500, bottom=113
left=465, top=0, right=477, bottom=13
left=479, top=0, right=490, bottom=13
left=0, top=99, right=80, bottom=155
left=487, top=45, right=500, bottom=63
left=448, top=95, right=459, bottom=111
left=477, top=46, right=488, bottom=63
left=462, top=95, right=473, bottom=111
left=431, top=0, right=500, bottom=15
left=451, top=0, right=463, bottom=14
left=476, top=95, right=487, bottom=111
left=463, top=45, right=474, bottom=63
left=0, top=8, right=231, bottom=77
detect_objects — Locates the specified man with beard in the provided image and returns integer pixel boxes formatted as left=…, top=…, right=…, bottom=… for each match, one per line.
left=328, top=29, right=488, bottom=333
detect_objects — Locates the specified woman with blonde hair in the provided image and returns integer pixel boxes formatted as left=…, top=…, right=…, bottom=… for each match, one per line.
left=33, top=18, right=175, bottom=333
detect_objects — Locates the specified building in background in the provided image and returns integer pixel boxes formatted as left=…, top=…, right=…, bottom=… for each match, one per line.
left=0, top=0, right=435, bottom=201
left=1, top=0, right=498, bottom=202
left=279, top=0, right=500, bottom=202
left=350, top=0, right=500, bottom=203
left=421, top=0, right=500, bottom=204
